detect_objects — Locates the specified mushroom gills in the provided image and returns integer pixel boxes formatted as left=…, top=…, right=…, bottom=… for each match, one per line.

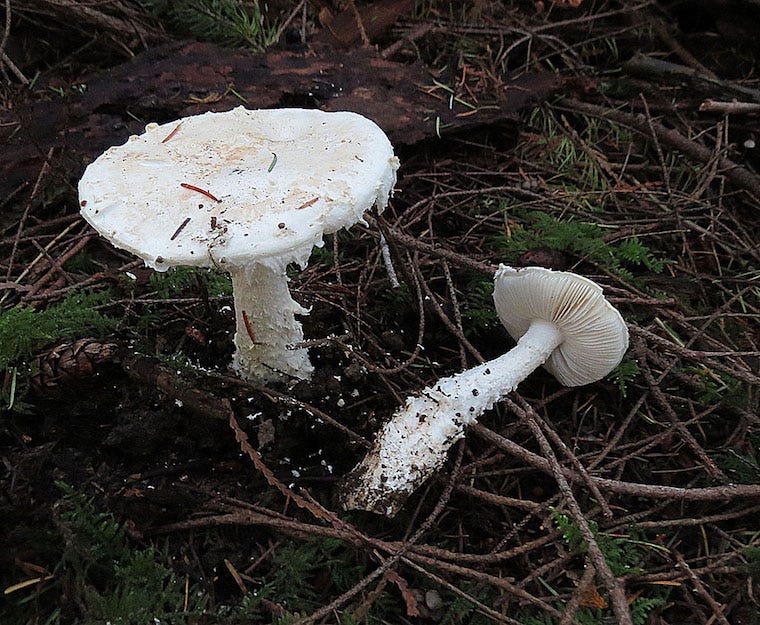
left=340, top=265, right=629, bottom=516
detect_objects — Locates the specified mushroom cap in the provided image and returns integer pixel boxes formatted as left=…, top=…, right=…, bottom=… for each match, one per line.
left=79, top=107, right=399, bottom=272
left=492, top=265, right=629, bottom=386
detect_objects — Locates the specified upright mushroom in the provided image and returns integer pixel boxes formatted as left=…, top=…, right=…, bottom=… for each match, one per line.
left=341, top=265, right=629, bottom=515
left=79, top=107, right=398, bottom=381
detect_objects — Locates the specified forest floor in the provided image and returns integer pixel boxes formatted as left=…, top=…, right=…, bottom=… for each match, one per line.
left=1, top=1, right=759, bottom=624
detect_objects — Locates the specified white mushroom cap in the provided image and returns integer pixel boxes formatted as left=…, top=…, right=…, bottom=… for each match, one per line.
left=79, top=107, right=398, bottom=382
left=492, top=265, right=629, bottom=386
left=79, top=106, right=399, bottom=273
left=341, top=265, right=629, bottom=514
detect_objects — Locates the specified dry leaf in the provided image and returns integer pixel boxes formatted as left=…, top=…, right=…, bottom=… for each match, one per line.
left=318, top=6, right=334, bottom=26
left=386, top=570, right=420, bottom=617
left=579, top=586, right=608, bottom=609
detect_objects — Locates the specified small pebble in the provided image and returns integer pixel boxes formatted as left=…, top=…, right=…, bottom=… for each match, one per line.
left=425, top=589, right=442, bottom=610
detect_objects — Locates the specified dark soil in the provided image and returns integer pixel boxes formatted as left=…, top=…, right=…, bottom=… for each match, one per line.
left=1, top=2, right=759, bottom=624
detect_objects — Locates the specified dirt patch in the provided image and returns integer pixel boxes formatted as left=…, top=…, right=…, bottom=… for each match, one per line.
left=1, top=2, right=759, bottom=624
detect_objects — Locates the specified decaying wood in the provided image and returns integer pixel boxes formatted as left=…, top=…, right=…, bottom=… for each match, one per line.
left=120, top=352, right=235, bottom=422
left=0, top=40, right=560, bottom=198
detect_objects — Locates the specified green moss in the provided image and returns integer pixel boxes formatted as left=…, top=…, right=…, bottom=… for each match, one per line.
left=461, top=277, right=498, bottom=336
left=148, top=267, right=232, bottom=299
left=0, top=290, right=117, bottom=372
left=1, top=483, right=199, bottom=625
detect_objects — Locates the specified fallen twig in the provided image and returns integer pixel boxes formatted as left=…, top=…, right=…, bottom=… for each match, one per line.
left=369, top=215, right=498, bottom=275
left=559, top=97, right=760, bottom=198
left=629, top=324, right=760, bottom=386
left=699, top=99, right=760, bottom=114
left=471, top=423, right=760, bottom=501
left=672, top=548, right=732, bottom=625
left=510, top=397, right=634, bottom=625
left=623, top=53, right=760, bottom=103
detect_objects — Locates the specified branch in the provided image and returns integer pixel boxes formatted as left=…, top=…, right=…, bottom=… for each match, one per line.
left=470, top=423, right=760, bottom=501
left=559, top=97, right=760, bottom=198
left=512, top=398, right=633, bottom=625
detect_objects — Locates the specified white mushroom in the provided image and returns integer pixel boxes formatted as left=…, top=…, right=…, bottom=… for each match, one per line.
left=79, top=107, right=398, bottom=381
left=341, top=265, right=629, bottom=516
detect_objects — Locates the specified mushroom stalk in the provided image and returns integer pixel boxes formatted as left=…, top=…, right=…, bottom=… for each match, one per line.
left=341, top=318, right=563, bottom=515
left=230, top=263, right=313, bottom=382
left=78, top=107, right=397, bottom=384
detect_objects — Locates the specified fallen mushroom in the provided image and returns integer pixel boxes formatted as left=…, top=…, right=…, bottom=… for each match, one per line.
left=79, top=107, right=398, bottom=381
left=341, top=265, right=629, bottom=515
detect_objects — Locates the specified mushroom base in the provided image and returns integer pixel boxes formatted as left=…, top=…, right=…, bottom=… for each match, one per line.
left=230, top=263, right=313, bottom=382
left=340, top=319, right=563, bottom=516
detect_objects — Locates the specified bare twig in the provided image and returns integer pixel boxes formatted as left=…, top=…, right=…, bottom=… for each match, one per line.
left=369, top=215, right=498, bottom=274
left=635, top=339, right=728, bottom=480
left=2, top=148, right=54, bottom=300
left=471, top=423, right=760, bottom=501
left=13, top=0, right=165, bottom=47
left=559, top=97, right=760, bottom=197
left=672, top=549, right=732, bottom=625
left=699, top=100, right=760, bottom=114
left=623, top=52, right=760, bottom=102
left=558, top=563, right=598, bottom=625
left=510, top=398, right=634, bottom=625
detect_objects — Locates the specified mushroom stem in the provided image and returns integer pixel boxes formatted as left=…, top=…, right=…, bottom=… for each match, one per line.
left=230, top=263, right=313, bottom=382
left=341, top=318, right=563, bottom=515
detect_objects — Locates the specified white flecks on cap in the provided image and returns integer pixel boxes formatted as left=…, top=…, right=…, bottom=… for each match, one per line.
left=79, top=106, right=399, bottom=273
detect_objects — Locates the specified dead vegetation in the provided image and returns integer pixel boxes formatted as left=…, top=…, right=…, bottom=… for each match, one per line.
left=1, top=1, right=759, bottom=624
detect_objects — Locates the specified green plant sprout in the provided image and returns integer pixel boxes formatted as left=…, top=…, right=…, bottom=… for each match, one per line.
left=464, top=208, right=663, bottom=343
left=553, top=509, right=670, bottom=574
left=610, top=359, right=641, bottom=398
left=539, top=509, right=669, bottom=625
left=1, top=483, right=203, bottom=625
left=526, top=107, right=634, bottom=194
left=141, top=0, right=281, bottom=50
left=493, top=208, right=665, bottom=281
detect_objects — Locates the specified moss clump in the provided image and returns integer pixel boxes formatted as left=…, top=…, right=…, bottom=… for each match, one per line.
left=0, top=290, right=117, bottom=372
